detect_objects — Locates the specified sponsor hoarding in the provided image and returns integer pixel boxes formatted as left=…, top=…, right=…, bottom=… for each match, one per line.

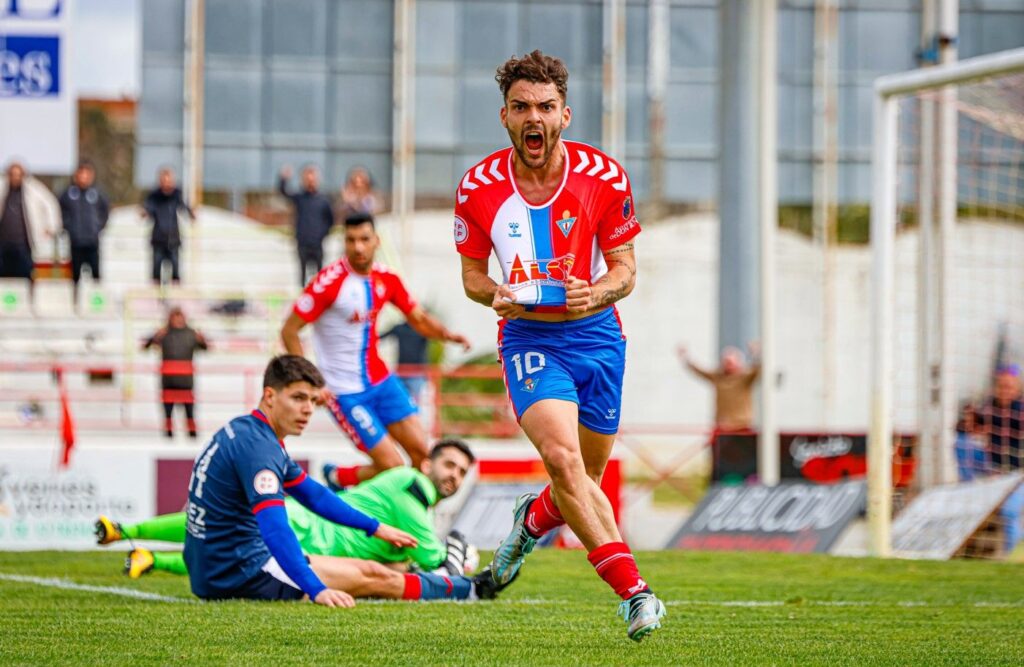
left=670, top=480, right=866, bottom=553
left=892, top=473, right=1023, bottom=560
left=0, top=446, right=152, bottom=550
left=0, top=0, right=75, bottom=173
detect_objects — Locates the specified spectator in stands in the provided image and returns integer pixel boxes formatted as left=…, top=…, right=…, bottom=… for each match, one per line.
left=976, top=364, right=1024, bottom=554
left=143, top=306, right=208, bottom=439
left=380, top=320, right=429, bottom=405
left=278, top=164, right=334, bottom=287
left=954, top=402, right=988, bottom=482
left=141, top=167, right=194, bottom=286
left=59, top=160, right=110, bottom=308
left=337, top=166, right=383, bottom=220
left=0, top=161, right=56, bottom=307
left=677, top=341, right=761, bottom=433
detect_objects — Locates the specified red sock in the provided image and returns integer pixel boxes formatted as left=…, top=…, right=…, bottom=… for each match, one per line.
left=334, top=466, right=362, bottom=488
left=401, top=574, right=421, bottom=600
left=587, top=542, right=649, bottom=600
left=524, top=485, right=565, bottom=538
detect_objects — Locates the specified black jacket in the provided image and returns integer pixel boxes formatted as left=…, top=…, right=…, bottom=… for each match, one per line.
left=279, top=177, right=334, bottom=248
left=145, top=325, right=208, bottom=390
left=60, top=185, right=109, bottom=247
left=143, top=188, right=193, bottom=249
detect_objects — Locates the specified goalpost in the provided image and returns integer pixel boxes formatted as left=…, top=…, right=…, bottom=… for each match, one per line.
left=869, top=47, right=1024, bottom=557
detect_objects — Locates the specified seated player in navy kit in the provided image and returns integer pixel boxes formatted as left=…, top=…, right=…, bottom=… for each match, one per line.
left=183, top=355, right=513, bottom=606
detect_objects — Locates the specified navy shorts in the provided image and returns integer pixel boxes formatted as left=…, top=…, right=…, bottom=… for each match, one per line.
left=203, top=570, right=305, bottom=602
left=326, top=374, right=418, bottom=451
left=498, top=307, right=627, bottom=435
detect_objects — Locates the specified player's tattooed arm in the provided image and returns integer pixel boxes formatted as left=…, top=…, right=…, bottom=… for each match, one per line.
left=592, top=242, right=637, bottom=308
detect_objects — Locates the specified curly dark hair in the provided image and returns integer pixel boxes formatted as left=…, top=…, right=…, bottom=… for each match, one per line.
left=495, top=50, right=569, bottom=102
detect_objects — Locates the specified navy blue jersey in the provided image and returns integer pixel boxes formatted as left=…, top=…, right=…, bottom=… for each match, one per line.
left=183, top=410, right=307, bottom=598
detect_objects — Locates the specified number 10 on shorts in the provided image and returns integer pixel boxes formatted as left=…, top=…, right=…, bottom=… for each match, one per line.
left=509, top=352, right=546, bottom=381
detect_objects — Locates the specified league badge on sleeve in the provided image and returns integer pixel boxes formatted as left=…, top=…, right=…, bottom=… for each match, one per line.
left=454, top=216, right=469, bottom=245
left=254, top=469, right=280, bottom=495
left=622, top=196, right=632, bottom=220
left=296, top=294, right=315, bottom=314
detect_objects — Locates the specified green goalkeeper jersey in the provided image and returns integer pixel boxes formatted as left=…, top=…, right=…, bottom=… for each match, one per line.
left=286, top=467, right=447, bottom=570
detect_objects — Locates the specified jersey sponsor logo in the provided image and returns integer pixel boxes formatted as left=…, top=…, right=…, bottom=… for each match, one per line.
left=556, top=210, right=576, bottom=238
left=609, top=217, right=638, bottom=241
left=508, top=221, right=522, bottom=238
left=622, top=196, right=632, bottom=220
left=454, top=215, right=469, bottom=245
left=508, top=253, right=576, bottom=286
left=296, top=294, right=315, bottom=314
left=253, top=469, right=280, bottom=495
left=347, top=310, right=370, bottom=324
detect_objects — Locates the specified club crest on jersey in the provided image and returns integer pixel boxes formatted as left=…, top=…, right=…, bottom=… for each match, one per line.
left=622, top=196, right=632, bottom=220
left=508, top=221, right=522, bottom=238
left=556, top=210, right=576, bottom=238
left=522, top=377, right=539, bottom=393
left=508, top=253, right=576, bottom=286
left=454, top=216, right=469, bottom=245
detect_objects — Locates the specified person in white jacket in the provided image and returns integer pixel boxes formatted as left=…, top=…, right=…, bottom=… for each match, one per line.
left=0, top=161, right=58, bottom=307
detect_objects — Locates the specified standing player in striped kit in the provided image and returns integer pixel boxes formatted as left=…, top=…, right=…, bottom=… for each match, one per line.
left=455, top=51, right=665, bottom=641
left=281, top=213, right=470, bottom=486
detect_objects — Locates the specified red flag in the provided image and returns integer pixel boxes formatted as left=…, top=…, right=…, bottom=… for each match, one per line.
left=57, top=369, right=76, bottom=468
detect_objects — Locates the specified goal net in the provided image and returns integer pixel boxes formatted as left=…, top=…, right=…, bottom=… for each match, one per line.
left=870, top=48, right=1024, bottom=559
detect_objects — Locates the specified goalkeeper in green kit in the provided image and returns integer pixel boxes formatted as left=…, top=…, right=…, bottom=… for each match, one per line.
left=95, top=440, right=478, bottom=578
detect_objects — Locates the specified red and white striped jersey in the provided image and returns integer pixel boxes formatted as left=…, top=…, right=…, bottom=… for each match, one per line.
left=453, top=140, right=641, bottom=312
left=292, top=257, right=417, bottom=394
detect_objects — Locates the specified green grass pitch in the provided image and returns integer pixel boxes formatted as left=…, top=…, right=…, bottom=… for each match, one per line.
left=1, top=549, right=1022, bottom=665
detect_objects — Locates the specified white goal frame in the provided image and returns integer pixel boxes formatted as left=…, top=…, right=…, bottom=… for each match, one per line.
left=868, top=47, right=1024, bottom=557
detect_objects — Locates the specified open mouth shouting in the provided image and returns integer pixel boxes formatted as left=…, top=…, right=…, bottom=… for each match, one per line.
left=523, top=128, right=545, bottom=158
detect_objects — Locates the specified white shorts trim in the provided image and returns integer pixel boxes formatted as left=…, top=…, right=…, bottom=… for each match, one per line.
left=261, top=556, right=301, bottom=591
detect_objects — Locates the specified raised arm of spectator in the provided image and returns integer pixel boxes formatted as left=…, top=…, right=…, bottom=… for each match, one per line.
left=677, top=345, right=714, bottom=381
left=143, top=328, right=167, bottom=349
left=746, top=341, right=762, bottom=382
left=193, top=329, right=209, bottom=351
left=277, top=166, right=297, bottom=203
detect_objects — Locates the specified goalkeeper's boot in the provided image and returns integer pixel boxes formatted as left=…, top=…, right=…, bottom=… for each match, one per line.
left=618, top=590, right=667, bottom=642
left=124, top=548, right=155, bottom=579
left=322, top=463, right=343, bottom=493
left=94, top=515, right=123, bottom=545
left=472, top=565, right=520, bottom=600
left=488, top=492, right=538, bottom=585
left=442, top=530, right=470, bottom=576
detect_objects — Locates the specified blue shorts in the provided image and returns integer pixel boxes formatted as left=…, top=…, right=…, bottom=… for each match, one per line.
left=202, top=570, right=306, bottom=602
left=326, top=374, right=418, bottom=451
left=498, top=307, right=626, bottom=435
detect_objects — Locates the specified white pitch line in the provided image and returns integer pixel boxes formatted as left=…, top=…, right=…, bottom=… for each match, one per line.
left=0, top=573, right=193, bottom=603
left=511, top=597, right=1024, bottom=609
